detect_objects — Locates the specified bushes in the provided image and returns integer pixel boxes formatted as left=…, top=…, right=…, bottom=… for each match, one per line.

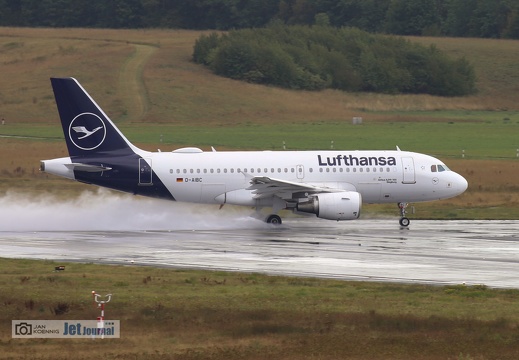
left=193, top=25, right=476, bottom=96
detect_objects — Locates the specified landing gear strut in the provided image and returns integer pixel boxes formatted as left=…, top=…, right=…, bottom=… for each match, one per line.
left=398, top=202, right=410, bottom=227
left=266, top=214, right=282, bottom=225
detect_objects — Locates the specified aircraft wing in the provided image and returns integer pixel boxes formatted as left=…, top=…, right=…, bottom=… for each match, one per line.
left=247, top=176, right=344, bottom=200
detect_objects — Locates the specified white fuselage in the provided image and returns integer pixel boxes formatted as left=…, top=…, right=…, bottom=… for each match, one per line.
left=134, top=148, right=467, bottom=207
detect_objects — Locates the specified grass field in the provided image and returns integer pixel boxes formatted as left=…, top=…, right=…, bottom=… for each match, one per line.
left=2, top=258, right=519, bottom=360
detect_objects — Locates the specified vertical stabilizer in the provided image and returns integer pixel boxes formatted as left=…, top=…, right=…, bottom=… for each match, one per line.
left=50, top=77, right=138, bottom=158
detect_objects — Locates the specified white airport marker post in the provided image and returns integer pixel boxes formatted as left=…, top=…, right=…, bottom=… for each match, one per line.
left=92, top=291, right=112, bottom=339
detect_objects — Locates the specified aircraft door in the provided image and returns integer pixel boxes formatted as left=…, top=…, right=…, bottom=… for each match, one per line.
left=139, top=158, right=153, bottom=185
left=296, top=165, right=304, bottom=179
left=401, top=157, right=416, bottom=184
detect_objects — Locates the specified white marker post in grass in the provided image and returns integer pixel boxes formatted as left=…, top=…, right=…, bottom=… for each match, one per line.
left=92, top=291, right=112, bottom=339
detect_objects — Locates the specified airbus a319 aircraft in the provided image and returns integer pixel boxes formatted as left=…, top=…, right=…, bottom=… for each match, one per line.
left=41, top=78, right=468, bottom=226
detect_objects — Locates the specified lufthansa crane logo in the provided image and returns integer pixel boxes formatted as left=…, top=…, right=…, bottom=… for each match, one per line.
left=68, top=113, right=106, bottom=150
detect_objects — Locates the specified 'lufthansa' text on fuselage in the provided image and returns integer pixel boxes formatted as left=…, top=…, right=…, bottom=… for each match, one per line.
left=317, top=155, right=397, bottom=167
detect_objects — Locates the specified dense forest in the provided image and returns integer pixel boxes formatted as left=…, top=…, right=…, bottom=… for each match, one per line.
left=0, top=0, right=518, bottom=39
left=193, top=25, right=476, bottom=96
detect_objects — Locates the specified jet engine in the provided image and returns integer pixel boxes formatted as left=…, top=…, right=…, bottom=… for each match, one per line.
left=296, top=191, right=362, bottom=221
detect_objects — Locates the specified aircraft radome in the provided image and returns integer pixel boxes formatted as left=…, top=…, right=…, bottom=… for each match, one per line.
left=41, top=78, right=468, bottom=227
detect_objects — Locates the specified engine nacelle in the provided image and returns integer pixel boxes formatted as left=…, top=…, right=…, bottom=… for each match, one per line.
left=296, top=191, right=362, bottom=221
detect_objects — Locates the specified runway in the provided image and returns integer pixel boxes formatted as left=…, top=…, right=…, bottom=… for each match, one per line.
left=1, top=217, right=519, bottom=288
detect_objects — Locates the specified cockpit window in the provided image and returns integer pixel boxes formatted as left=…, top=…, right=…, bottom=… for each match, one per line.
left=431, top=164, right=450, bottom=173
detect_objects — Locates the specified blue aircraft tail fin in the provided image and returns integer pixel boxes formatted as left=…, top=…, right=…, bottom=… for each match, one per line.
left=50, top=77, right=137, bottom=158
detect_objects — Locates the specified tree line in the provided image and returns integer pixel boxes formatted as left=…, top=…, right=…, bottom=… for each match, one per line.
left=0, top=0, right=518, bottom=39
left=193, top=25, right=476, bottom=96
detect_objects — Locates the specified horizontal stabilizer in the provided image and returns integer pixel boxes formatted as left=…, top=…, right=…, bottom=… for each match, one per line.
left=64, top=163, right=112, bottom=172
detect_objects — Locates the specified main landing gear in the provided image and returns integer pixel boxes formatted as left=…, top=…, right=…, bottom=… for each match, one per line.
left=266, top=214, right=282, bottom=225
left=398, top=202, right=410, bottom=227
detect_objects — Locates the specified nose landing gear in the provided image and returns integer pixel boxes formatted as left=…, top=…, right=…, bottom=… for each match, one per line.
left=398, top=202, right=410, bottom=227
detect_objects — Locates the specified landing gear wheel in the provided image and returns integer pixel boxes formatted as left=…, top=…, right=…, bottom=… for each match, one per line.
left=266, top=214, right=282, bottom=225
left=399, top=217, right=410, bottom=227
left=398, top=202, right=410, bottom=227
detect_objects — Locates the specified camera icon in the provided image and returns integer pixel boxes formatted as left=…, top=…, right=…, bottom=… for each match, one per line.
left=15, top=322, right=32, bottom=336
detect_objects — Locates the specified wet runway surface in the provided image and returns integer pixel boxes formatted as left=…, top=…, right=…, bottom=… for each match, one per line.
left=2, top=219, right=519, bottom=288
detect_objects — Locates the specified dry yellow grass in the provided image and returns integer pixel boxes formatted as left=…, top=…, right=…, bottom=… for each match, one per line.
left=2, top=259, right=519, bottom=360
left=411, top=36, right=519, bottom=109
left=1, top=27, right=518, bottom=128
left=449, top=159, right=519, bottom=212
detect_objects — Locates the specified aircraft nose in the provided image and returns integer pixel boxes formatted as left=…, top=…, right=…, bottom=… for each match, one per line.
left=455, top=173, right=468, bottom=194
